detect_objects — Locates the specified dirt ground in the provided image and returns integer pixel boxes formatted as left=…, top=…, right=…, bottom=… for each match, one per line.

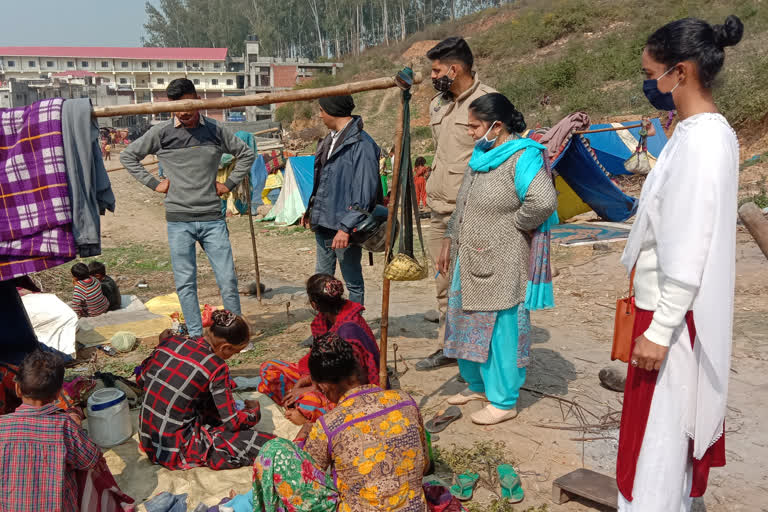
left=43, top=150, right=768, bottom=511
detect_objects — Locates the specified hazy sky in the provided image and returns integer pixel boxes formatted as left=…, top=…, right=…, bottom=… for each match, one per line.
left=2, top=0, right=152, bottom=46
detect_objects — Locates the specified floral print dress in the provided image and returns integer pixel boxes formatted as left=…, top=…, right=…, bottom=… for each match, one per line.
left=252, top=385, right=428, bottom=512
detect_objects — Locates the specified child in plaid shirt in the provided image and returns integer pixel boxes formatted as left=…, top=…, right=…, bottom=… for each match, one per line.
left=0, top=351, right=102, bottom=512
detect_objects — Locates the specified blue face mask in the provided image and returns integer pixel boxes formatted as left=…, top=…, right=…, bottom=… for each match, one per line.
left=474, top=122, right=498, bottom=152
left=643, top=66, right=679, bottom=111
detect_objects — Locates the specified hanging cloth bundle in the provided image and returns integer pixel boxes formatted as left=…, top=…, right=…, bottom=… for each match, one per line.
left=383, top=85, right=429, bottom=282
left=623, top=120, right=652, bottom=175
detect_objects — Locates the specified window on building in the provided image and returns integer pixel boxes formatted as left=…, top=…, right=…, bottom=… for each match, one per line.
left=192, top=62, right=199, bottom=68
left=213, top=62, right=221, bottom=69
left=119, top=78, right=128, bottom=84
left=121, top=61, right=129, bottom=68
left=67, top=61, right=74, bottom=67
left=28, top=61, right=36, bottom=67
left=101, top=61, right=109, bottom=68
left=193, top=79, right=200, bottom=85
left=6, top=60, right=14, bottom=67
left=46, top=61, right=54, bottom=67
left=141, top=61, right=148, bottom=68
left=226, top=79, right=233, bottom=86
left=157, top=78, right=164, bottom=85
left=81, top=61, right=88, bottom=68
left=176, top=61, right=184, bottom=68
left=211, top=79, right=218, bottom=85
left=155, top=61, right=163, bottom=68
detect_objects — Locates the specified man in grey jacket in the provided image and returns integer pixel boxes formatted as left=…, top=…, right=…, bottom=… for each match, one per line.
left=120, top=78, right=255, bottom=338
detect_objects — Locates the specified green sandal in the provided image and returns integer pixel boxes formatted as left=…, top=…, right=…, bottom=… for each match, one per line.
left=449, top=472, right=480, bottom=501
left=497, top=464, right=524, bottom=503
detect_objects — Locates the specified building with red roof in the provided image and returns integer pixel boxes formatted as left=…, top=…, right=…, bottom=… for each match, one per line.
left=0, top=43, right=342, bottom=123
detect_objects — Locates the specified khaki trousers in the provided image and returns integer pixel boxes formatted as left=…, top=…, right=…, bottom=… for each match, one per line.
left=427, top=211, right=452, bottom=347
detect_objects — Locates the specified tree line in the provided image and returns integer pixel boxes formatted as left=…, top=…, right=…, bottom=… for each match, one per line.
left=143, top=0, right=514, bottom=59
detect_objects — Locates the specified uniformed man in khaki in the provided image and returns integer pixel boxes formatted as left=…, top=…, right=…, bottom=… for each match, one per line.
left=416, top=37, right=497, bottom=371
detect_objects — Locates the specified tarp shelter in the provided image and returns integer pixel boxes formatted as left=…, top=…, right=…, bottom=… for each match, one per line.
left=537, top=119, right=668, bottom=222
left=551, top=134, right=638, bottom=222
left=582, top=118, right=668, bottom=176
left=264, top=156, right=315, bottom=225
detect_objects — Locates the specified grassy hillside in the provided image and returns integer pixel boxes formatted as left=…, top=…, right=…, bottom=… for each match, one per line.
left=281, top=0, right=768, bottom=153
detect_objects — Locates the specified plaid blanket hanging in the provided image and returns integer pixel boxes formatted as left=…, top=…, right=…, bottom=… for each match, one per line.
left=0, top=98, right=75, bottom=280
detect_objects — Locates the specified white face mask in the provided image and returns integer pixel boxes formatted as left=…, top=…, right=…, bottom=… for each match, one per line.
left=474, top=121, right=498, bottom=151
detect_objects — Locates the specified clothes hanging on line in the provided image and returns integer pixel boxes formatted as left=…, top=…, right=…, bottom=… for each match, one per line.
left=61, top=98, right=115, bottom=258
left=0, top=98, right=116, bottom=280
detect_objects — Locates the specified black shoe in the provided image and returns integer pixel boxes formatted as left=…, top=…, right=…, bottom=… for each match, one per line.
left=599, top=367, right=626, bottom=392
left=299, top=335, right=313, bottom=348
left=415, top=350, right=457, bottom=371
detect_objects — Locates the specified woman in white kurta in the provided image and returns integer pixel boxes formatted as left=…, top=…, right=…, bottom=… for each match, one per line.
left=616, top=15, right=744, bottom=512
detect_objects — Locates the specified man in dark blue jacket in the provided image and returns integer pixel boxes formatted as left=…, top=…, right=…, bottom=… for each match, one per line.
left=302, top=95, right=381, bottom=305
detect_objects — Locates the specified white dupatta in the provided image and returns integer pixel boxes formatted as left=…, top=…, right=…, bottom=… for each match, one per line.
left=621, top=113, right=739, bottom=459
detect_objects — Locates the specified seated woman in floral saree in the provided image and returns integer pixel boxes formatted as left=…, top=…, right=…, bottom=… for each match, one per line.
left=253, top=333, right=429, bottom=512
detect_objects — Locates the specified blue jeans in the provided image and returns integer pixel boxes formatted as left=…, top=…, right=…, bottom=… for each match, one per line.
left=167, top=220, right=241, bottom=337
left=314, top=229, right=364, bottom=305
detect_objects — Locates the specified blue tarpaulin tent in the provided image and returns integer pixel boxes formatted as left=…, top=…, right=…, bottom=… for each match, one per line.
left=264, top=156, right=315, bottom=225
left=583, top=118, right=668, bottom=176
left=552, top=135, right=639, bottom=222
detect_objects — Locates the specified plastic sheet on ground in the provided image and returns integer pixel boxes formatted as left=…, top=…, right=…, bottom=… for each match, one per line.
left=551, top=222, right=631, bottom=246
left=97, top=391, right=300, bottom=510
left=21, top=293, right=78, bottom=356
left=77, top=295, right=171, bottom=347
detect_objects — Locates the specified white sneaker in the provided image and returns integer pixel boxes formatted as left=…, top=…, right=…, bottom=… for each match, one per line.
left=447, top=389, right=488, bottom=405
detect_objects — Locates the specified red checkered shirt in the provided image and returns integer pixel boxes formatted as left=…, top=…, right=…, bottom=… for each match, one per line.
left=0, top=403, right=101, bottom=512
left=137, top=336, right=263, bottom=470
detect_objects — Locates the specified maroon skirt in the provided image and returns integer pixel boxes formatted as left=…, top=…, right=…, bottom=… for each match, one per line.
left=616, top=308, right=726, bottom=501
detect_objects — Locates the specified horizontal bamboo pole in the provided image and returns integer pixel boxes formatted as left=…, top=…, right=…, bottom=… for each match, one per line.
left=573, top=123, right=643, bottom=135
left=93, top=73, right=422, bottom=118
left=252, top=127, right=280, bottom=136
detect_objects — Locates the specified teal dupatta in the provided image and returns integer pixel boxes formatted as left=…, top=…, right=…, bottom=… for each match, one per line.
left=468, top=138, right=558, bottom=310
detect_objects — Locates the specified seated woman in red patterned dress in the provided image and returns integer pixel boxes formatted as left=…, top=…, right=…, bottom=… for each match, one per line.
left=137, top=310, right=274, bottom=470
left=258, top=274, right=380, bottom=425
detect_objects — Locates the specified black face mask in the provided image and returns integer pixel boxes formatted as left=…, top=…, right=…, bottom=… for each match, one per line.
left=432, top=71, right=454, bottom=94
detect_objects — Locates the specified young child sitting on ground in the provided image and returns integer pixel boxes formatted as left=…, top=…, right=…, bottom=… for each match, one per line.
left=71, top=262, right=110, bottom=318
left=258, top=274, right=381, bottom=426
left=0, top=351, right=106, bottom=511
left=88, top=261, right=122, bottom=311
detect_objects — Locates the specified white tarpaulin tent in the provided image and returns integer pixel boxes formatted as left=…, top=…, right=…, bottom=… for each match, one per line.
left=263, top=156, right=314, bottom=225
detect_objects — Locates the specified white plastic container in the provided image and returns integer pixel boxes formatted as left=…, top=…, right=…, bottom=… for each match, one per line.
left=86, top=388, right=132, bottom=447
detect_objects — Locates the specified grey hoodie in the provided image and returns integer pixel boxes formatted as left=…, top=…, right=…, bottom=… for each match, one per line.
left=120, top=115, right=255, bottom=222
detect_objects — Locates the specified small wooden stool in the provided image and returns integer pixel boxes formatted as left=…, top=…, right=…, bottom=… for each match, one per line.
left=552, top=468, right=618, bottom=509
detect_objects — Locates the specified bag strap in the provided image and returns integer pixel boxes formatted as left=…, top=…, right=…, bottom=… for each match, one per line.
left=628, top=267, right=636, bottom=297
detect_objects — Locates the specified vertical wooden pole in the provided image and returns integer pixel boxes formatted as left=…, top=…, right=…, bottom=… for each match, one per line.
left=379, top=92, right=406, bottom=386
left=244, top=175, right=263, bottom=302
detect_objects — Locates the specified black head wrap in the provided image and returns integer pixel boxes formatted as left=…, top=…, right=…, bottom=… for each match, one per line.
left=319, top=95, right=355, bottom=117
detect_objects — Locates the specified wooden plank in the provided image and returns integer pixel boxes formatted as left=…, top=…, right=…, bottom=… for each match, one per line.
left=552, top=468, right=618, bottom=509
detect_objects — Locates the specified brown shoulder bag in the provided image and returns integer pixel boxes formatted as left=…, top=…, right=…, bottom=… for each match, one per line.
left=611, top=269, right=636, bottom=363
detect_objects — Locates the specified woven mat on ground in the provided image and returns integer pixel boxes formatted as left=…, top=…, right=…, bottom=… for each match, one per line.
left=95, top=391, right=299, bottom=509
